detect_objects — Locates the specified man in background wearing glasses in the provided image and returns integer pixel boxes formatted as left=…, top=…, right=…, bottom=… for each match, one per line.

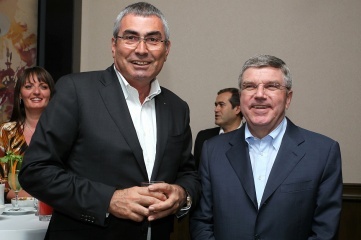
left=190, top=54, right=342, bottom=239
left=20, top=2, right=200, bottom=240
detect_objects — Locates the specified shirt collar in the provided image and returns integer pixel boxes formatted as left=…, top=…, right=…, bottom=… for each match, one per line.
left=245, top=118, right=287, bottom=150
left=114, top=66, right=161, bottom=100
left=219, top=122, right=243, bottom=134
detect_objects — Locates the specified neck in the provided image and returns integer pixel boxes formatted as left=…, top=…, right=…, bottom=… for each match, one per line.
left=134, top=84, right=152, bottom=104
left=222, top=119, right=242, bottom=133
left=24, top=110, right=42, bottom=129
left=126, top=78, right=154, bottom=104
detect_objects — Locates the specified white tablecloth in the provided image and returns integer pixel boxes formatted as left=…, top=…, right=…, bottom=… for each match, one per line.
left=0, top=204, right=49, bottom=240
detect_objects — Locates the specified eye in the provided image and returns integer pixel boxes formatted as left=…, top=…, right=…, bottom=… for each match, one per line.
left=264, top=83, right=281, bottom=91
left=23, top=84, right=32, bottom=89
left=264, top=82, right=282, bottom=91
left=124, top=35, right=139, bottom=42
left=146, top=37, right=159, bottom=42
left=242, top=83, right=257, bottom=91
left=40, top=84, right=49, bottom=90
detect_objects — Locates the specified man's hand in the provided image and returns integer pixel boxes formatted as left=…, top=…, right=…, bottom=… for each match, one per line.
left=146, top=183, right=187, bottom=221
left=108, top=186, right=167, bottom=222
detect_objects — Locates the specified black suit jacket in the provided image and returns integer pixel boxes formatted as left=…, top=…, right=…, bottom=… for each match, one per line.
left=193, top=127, right=220, bottom=169
left=19, top=66, right=200, bottom=240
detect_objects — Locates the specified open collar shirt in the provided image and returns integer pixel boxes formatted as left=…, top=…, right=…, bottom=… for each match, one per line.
left=245, top=117, right=287, bottom=208
left=219, top=122, right=243, bottom=134
left=115, top=67, right=161, bottom=180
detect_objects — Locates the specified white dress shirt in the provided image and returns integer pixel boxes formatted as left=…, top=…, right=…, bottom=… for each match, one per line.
left=219, top=122, right=243, bottom=134
left=115, top=68, right=161, bottom=240
left=115, top=67, right=161, bottom=180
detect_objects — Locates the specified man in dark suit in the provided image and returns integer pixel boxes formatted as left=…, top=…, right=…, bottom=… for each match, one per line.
left=193, top=88, right=243, bottom=168
left=19, top=2, right=200, bottom=240
left=190, top=55, right=342, bottom=239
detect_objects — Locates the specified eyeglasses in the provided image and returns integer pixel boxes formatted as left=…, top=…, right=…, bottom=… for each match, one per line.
left=241, top=82, right=289, bottom=94
left=116, top=35, right=167, bottom=50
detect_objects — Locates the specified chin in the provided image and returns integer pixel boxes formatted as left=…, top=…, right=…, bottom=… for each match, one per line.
left=133, top=73, right=154, bottom=82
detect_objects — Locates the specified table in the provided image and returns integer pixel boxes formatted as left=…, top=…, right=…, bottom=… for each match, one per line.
left=0, top=204, right=49, bottom=240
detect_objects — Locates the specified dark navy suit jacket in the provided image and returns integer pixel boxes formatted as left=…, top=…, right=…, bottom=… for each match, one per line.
left=190, top=118, right=342, bottom=240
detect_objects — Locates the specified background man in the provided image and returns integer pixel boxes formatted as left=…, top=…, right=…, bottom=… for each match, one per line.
left=194, top=88, right=243, bottom=168
left=19, top=2, right=200, bottom=240
left=190, top=54, right=342, bottom=239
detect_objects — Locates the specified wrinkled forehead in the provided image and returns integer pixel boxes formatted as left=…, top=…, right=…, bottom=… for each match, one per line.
left=242, top=67, right=285, bottom=83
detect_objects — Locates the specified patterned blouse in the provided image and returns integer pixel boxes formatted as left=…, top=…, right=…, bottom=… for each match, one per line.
left=0, top=121, right=28, bottom=179
left=0, top=121, right=28, bottom=156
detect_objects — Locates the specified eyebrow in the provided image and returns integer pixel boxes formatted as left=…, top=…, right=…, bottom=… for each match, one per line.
left=215, top=101, right=226, bottom=105
left=122, top=30, right=162, bottom=37
left=243, top=80, right=281, bottom=84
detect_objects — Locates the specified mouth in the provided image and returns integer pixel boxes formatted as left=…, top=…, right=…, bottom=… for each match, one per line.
left=30, top=97, right=43, bottom=102
left=252, top=105, right=268, bottom=109
left=131, top=60, right=151, bottom=66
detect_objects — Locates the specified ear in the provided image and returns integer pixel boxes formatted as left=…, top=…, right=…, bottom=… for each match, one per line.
left=164, top=40, right=171, bottom=61
left=111, top=37, right=116, bottom=58
left=234, top=105, right=242, bottom=115
left=285, top=90, right=293, bottom=109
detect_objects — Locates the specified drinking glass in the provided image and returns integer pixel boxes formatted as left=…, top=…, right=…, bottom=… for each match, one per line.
left=34, top=198, right=39, bottom=216
left=38, top=200, right=53, bottom=221
left=141, top=181, right=165, bottom=187
left=141, top=181, right=165, bottom=240
left=7, top=160, right=22, bottom=211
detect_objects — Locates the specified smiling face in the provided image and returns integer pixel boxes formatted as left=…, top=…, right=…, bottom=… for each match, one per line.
left=111, top=14, right=170, bottom=88
left=240, top=67, right=293, bottom=138
left=214, top=92, right=241, bottom=131
left=20, top=74, right=51, bottom=112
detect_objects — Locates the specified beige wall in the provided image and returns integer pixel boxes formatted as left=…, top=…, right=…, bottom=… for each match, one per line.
left=80, top=0, right=361, bottom=183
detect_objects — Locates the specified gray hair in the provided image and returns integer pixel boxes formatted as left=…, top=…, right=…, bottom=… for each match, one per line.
left=238, top=54, right=292, bottom=90
left=113, top=2, right=170, bottom=41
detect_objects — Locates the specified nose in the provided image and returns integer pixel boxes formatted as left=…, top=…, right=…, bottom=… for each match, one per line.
left=32, top=86, right=40, bottom=94
left=255, top=84, right=266, bottom=97
left=134, top=40, right=148, bottom=53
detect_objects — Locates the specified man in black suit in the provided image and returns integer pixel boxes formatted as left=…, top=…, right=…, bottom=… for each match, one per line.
left=193, top=88, right=243, bottom=168
left=19, top=2, right=200, bottom=240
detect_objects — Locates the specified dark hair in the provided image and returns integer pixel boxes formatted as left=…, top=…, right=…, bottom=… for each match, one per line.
left=10, top=66, right=55, bottom=126
left=217, top=87, right=242, bottom=117
left=217, top=88, right=240, bottom=108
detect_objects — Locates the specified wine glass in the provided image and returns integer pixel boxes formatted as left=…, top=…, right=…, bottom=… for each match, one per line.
left=34, top=198, right=39, bottom=215
left=7, top=160, right=22, bottom=211
left=141, top=181, right=165, bottom=239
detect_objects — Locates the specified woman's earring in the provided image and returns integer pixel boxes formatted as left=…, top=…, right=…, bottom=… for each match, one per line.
left=20, top=98, right=22, bottom=104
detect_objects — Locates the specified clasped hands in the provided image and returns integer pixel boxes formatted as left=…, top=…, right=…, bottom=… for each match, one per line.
left=108, top=183, right=187, bottom=222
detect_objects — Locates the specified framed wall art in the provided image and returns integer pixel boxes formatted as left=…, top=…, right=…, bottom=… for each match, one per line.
left=0, top=0, right=38, bottom=123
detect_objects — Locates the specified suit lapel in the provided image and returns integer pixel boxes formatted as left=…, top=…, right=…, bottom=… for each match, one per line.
left=226, top=128, right=258, bottom=208
left=150, top=92, right=169, bottom=180
left=260, top=119, right=306, bottom=206
left=98, top=66, right=148, bottom=179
